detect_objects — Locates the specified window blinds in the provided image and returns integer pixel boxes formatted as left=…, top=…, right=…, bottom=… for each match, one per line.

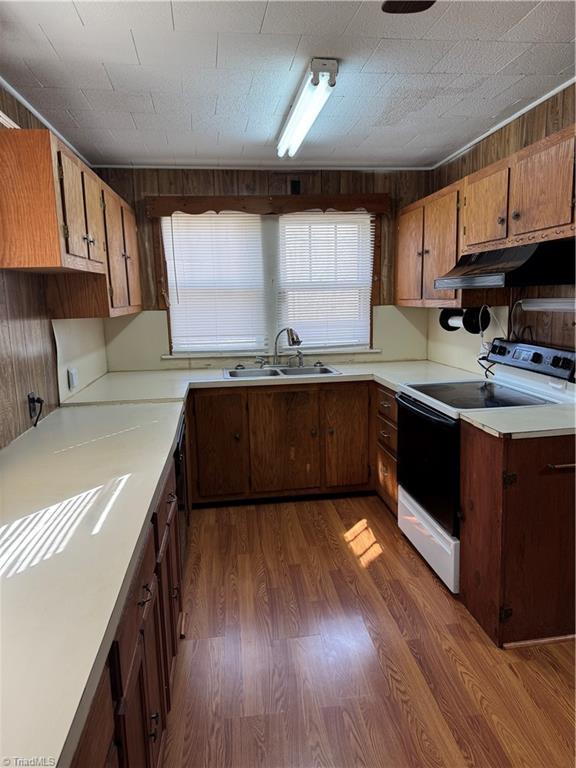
left=277, top=212, right=375, bottom=350
left=162, top=212, right=267, bottom=353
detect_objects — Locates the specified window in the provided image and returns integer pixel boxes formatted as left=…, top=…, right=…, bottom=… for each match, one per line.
left=162, top=210, right=375, bottom=354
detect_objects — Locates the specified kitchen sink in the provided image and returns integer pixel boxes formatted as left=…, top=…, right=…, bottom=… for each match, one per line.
left=224, top=365, right=340, bottom=378
left=277, top=366, right=339, bottom=376
left=226, top=368, right=282, bottom=378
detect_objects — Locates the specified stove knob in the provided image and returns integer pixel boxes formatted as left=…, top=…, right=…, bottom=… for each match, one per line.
left=531, top=352, right=543, bottom=364
left=560, top=357, right=573, bottom=370
left=551, top=355, right=562, bottom=368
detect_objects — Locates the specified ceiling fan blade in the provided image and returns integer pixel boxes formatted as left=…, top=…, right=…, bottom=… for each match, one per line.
left=381, top=1, right=437, bottom=13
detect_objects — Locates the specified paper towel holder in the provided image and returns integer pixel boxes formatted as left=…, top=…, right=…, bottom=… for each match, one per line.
left=439, top=307, right=491, bottom=334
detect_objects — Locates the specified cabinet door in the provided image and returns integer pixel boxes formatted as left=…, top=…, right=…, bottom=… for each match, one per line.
left=141, top=577, right=165, bottom=768
left=71, top=664, right=115, bottom=768
left=249, top=388, right=321, bottom=492
left=509, top=137, right=575, bottom=236
left=119, top=640, right=150, bottom=768
left=324, top=385, right=370, bottom=488
left=157, top=532, right=176, bottom=713
left=104, top=191, right=129, bottom=309
left=122, top=206, right=142, bottom=307
left=375, top=445, right=397, bottom=516
left=193, top=391, right=249, bottom=497
left=396, top=207, right=424, bottom=301
left=501, top=436, right=575, bottom=644
left=167, top=504, right=183, bottom=645
left=463, top=168, right=509, bottom=246
left=59, top=151, right=88, bottom=260
left=83, top=172, right=106, bottom=264
left=422, top=191, right=457, bottom=301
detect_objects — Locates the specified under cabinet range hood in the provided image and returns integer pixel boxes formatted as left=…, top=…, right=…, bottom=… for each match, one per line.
left=434, top=238, right=575, bottom=290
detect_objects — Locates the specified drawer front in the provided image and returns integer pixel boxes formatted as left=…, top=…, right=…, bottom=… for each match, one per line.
left=114, top=525, right=156, bottom=693
left=376, top=445, right=398, bottom=515
left=376, top=416, right=397, bottom=455
left=376, top=387, right=398, bottom=424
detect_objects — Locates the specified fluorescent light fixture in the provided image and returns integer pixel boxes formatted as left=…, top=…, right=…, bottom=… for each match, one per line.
left=519, top=298, right=575, bottom=313
left=277, top=58, right=338, bottom=159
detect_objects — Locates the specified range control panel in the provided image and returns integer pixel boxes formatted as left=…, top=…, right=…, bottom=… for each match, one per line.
left=487, top=338, right=576, bottom=382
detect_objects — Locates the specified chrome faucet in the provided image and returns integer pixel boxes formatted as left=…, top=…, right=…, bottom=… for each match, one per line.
left=254, top=356, right=268, bottom=369
left=273, top=327, right=301, bottom=365
left=288, top=350, right=304, bottom=368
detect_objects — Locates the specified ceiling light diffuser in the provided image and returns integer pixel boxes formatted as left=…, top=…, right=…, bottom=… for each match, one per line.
left=277, top=58, right=338, bottom=159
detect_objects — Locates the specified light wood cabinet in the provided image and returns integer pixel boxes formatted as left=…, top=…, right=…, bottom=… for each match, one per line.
left=0, top=129, right=106, bottom=273
left=249, top=388, right=321, bottom=492
left=460, top=126, right=575, bottom=255
left=323, top=384, right=370, bottom=488
left=460, top=422, right=575, bottom=646
left=396, top=187, right=459, bottom=307
left=508, top=136, right=574, bottom=236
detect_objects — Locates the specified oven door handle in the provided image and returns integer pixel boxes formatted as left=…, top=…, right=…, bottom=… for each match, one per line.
left=396, top=394, right=458, bottom=427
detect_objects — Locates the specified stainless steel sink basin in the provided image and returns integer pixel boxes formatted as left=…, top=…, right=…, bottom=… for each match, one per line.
left=278, top=366, right=339, bottom=376
left=226, top=368, right=281, bottom=378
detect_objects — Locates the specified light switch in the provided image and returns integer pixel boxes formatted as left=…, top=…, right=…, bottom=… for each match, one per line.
left=67, top=367, right=79, bottom=390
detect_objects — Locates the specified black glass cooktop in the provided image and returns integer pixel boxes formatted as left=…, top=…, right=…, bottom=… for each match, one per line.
left=409, top=381, right=552, bottom=409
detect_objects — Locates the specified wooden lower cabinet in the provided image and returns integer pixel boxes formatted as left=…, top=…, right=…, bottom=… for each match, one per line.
left=249, top=388, right=321, bottom=492
left=71, top=459, right=185, bottom=768
left=371, top=384, right=398, bottom=515
left=324, top=384, right=370, bottom=487
left=375, top=445, right=398, bottom=514
left=191, top=383, right=372, bottom=501
left=460, top=422, right=575, bottom=646
left=192, top=390, right=249, bottom=497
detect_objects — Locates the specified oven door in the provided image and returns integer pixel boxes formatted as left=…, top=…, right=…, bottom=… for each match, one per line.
left=396, top=394, right=460, bottom=536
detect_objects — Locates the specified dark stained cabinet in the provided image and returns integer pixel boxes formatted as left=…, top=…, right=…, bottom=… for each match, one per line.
left=323, top=384, right=370, bottom=488
left=249, top=388, right=321, bottom=492
left=192, top=390, right=249, bottom=498
left=460, top=422, right=575, bottom=646
left=371, top=384, right=398, bottom=516
left=70, top=664, right=117, bottom=768
left=118, top=640, right=150, bottom=768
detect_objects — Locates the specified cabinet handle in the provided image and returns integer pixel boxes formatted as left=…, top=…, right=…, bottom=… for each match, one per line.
left=167, top=491, right=177, bottom=504
left=497, top=216, right=506, bottom=225
left=172, top=586, right=180, bottom=600
left=82, top=234, right=90, bottom=242
left=310, top=427, right=318, bottom=437
left=423, top=249, right=430, bottom=255
left=547, top=463, right=575, bottom=471
left=148, top=730, right=157, bottom=742
left=511, top=211, right=521, bottom=221
left=150, top=712, right=160, bottom=724
left=416, top=250, right=423, bottom=257
left=327, top=427, right=335, bottom=435
left=138, top=597, right=151, bottom=607
left=379, top=401, right=391, bottom=409
left=233, top=432, right=241, bottom=441
left=379, top=431, right=391, bottom=440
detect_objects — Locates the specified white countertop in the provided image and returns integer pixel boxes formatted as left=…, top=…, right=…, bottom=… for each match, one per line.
left=0, top=402, right=183, bottom=766
left=63, top=362, right=575, bottom=438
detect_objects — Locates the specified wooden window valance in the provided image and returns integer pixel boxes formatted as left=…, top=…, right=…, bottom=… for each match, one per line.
left=144, top=193, right=391, bottom=218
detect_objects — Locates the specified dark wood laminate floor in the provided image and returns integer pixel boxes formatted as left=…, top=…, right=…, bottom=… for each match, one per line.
left=163, top=496, right=575, bottom=768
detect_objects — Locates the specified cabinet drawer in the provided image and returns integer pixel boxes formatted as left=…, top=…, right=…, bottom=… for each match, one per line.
left=376, top=387, right=397, bottom=424
left=376, top=445, right=398, bottom=515
left=113, top=525, right=156, bottom=694
left=376, top=416, right=397, bottom=455
left=152, top=465, right=177, bottom=553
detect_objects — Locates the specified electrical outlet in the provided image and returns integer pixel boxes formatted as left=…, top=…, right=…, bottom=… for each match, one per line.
left=67, top=367, right=79, bottom=390
left=27, top=392, right=38, bottom=420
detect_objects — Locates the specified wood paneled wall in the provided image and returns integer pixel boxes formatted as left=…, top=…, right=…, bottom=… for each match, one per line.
left=96, top=166, right=431, bottom=310
left=0, top=87, right=59, bottom=448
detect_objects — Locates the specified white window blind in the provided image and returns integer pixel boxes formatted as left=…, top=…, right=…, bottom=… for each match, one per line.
left=277, top=212, right=374, bottom=350
left=162, top=212, right=267, bottom=353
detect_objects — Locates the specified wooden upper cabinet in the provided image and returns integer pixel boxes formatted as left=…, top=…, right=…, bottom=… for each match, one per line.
left=83, top=171, right=107, bottom=263
left=508, top=136, right=575, bottom=236
left=462, top=167, right=509, bottom=247
left=249, top=388, right=321, bottom=493
left=395, top=207, right=424, bottom=301
left=123, top=206, right=142, bottom=307
left=0, top=129, right=105, bottom=273
left=105, top=192, right=130, bottom=309
left=422, top=191, right=458, bottom=301
left=323, top=384, right=370, bottom=488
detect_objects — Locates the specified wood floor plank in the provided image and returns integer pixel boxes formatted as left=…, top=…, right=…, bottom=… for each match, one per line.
left=163, top=496, right=575, bottom=768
